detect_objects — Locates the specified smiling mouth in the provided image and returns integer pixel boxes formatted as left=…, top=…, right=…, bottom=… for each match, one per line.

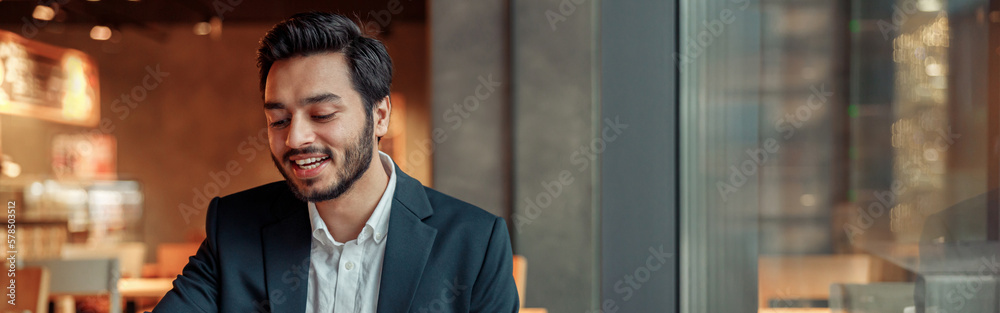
left=293, top=156, right=330, bottom=170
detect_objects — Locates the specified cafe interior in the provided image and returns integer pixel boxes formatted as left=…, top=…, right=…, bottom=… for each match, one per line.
left=1, top=0, right=1000, bottom=312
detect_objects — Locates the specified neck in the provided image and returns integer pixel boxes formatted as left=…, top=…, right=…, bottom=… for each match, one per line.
left=314, top=151, right=390, bottom=242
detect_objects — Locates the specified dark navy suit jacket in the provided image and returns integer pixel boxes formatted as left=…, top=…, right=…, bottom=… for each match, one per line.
left=153, top=167, right=519, bottom=312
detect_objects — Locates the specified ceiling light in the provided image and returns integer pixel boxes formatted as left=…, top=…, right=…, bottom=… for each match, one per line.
left=90, top=26, right=112, bottom=40
left=32, top=5, right=55, bottom=21
left=193, top=22, right=211, bottom=35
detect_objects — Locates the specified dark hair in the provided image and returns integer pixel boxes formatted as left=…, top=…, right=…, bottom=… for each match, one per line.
left=257, top=12, right=393, bottom=118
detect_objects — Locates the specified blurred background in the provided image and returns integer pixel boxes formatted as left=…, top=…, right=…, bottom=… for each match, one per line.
left=0, top=0, right=998, bottom=312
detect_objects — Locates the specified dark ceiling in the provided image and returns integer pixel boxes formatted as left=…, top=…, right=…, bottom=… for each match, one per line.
left=0, top=0, right=426, bottom=26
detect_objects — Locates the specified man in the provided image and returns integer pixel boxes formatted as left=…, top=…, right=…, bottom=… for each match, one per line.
left=153, top=12, right=519, bottom=313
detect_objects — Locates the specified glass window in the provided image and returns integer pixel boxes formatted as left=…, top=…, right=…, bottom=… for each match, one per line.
left=681, top=0, right=999, bottom=311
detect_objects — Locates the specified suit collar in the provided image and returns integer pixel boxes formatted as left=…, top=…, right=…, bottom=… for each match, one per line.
left=305, top=152, right=399, bottom=246
left=260, top=166, right=438, bottom=313
left=390, top=165, right=433, bottom=219
left=261, top=186, right=309, bottom=313
left=376, top=166, right=437, bottom=313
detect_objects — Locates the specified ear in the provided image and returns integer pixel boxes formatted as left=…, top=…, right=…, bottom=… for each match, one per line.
left=373, top=96, right=391, bottom=138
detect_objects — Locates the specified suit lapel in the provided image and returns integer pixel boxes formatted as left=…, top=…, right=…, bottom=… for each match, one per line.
left=261, top=189, right=310, bottom=313
left=377, top=168, right=437, bottom=313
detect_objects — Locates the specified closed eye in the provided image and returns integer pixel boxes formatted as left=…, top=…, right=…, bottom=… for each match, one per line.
left=269, top=119, right=289, bottom=128
left=313, top=113, right=335, bottom=121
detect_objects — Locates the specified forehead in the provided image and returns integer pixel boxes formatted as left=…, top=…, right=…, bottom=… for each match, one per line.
left=263, top=52, right=355, bottom=104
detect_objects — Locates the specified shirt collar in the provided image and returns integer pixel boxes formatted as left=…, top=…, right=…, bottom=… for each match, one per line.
left=307, top=151, right=397, bottom=246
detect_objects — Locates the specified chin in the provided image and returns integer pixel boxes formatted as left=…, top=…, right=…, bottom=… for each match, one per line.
left=292, top=169, right=335, bottom=189
left=288, top=169, right=353, bottom=202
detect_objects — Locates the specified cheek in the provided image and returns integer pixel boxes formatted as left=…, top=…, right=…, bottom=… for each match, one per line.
left=267, top=130, right=283, bottom=155
left=316, top=123, right=351, bottom=145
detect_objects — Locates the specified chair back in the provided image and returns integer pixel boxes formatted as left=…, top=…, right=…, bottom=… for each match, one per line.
left=61, top=242, right=146, bottom=278
left=24, top=258, right=120, bottom=313
left=512, top=255, right=527, bottom=306
left=1, top=266, right=50, bottom=313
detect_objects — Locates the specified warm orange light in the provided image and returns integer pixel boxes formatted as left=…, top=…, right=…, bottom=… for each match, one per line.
left=193, top=22, right=211, bottom=36
left=32, top=5, right=55, bottom=21
left=61, top=54, right=93, bottom=121
left=0, top=59, right=7, bottom=109
left=90, top=26, right=112, bottom=40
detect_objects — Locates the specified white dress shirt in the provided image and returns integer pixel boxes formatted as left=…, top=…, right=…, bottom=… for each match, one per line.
left=305, top=151, right=396, bottom=313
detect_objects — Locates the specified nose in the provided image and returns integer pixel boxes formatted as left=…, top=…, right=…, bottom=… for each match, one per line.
left=285, top=115, right=315, bottom=149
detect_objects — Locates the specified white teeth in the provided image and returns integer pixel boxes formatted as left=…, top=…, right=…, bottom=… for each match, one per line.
left=293, top=156, right=328, bottom=168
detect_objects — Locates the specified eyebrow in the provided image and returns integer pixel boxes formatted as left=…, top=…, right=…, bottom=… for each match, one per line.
left=264, top=93, right=342, bottom=110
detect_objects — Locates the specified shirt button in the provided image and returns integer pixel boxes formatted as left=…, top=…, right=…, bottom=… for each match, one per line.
left=345, top=261, right=355, bottom=270
left=375, top=233, right=385, bottom=241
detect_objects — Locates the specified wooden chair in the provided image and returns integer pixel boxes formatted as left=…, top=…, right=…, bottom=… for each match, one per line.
left=2, top=267, right=50, bottom=313
left=25, top=258, right=121, bottom=313
left=512, top=255, right=547, bottom=313
left=61, top=242, right=146, bottom=278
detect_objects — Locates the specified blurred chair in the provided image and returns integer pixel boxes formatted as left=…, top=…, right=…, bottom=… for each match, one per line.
left=513, top=255, right=526, bottom=305
left=25, top=258, right=120, bottom=313
left=829, top=282, right=914, bottom=313
left=3, top=266, right=50, bottom=313
left=512, top=255, right=547, bottom=313
left=155, top=243, right=200, bottom=278
left=759, top=254, right=873, bottom=309
left=61, top=242, right=145, bottom=278
left=918, top=275, right=999, bottom=313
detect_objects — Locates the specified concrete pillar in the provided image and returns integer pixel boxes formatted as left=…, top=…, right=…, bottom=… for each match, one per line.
left=511, top=0, right=600, bottom=311
left=431, top=1, right=601, bottom=310
left=430, top=0, right=511, bottom=220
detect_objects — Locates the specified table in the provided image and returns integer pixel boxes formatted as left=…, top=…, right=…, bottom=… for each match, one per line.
left=119, top=278, right=174, bottom=312
left=119, top=278, right=174, bottom=298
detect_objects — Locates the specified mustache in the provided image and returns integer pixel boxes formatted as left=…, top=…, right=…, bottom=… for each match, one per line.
left=282, top=146, right=333, bottom=162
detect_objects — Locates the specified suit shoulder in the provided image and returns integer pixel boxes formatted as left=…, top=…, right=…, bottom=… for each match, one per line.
left=221, top=181, right=287, bottom=200
left=207, top=181, right=296, bottom=229
left=422, top=186, right=501, bottom=226
left=215, top=181, right=289, bottom=211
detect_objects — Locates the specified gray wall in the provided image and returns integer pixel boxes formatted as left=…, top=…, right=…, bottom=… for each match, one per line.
left=511, top=0, right=600, bottom=311
left=600, top=1, right=679, bottom=312
left=431, top=0, right=602, bottom=311
left=430, top=0, right=511, bottom=220
left=436, top=2, right=686, bottom=312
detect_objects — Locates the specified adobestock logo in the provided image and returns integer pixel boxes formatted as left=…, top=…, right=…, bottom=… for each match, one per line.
left=545, top=0, right=590, bottom=31
left=514, top=117, right=629, bottom=234
left=79, top=64, right=169, bottom=143
left=673, top=0, right=750, bottom=66
left=842, top=125, right=960, bottom=243
left=178, top=127, right=271, bottom=225
left=20, top=0, right=69, bottom=38
left=401, top=74, right=501, bottom=171
left=716, top=84, right=832, bottom=201
left=587, top=244, right=672, bottom=313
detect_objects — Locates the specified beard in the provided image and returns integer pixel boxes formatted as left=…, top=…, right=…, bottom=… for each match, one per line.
left=271, top=117, right=375, bottom=202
